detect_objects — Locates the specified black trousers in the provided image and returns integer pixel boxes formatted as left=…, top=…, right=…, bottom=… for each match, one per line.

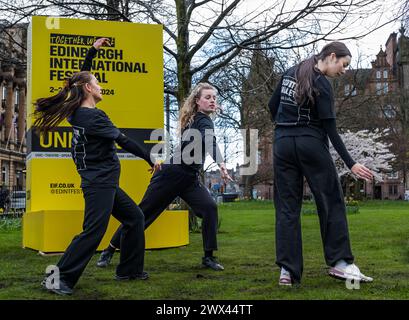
left=110, top=164, right=218, bottom=252
left=56, top=186, right=145, bottom=288
left=274, top=136, right=354, bottom=283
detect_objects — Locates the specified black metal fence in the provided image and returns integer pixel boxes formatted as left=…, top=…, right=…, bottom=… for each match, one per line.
left=0, top=186, right=26, bottom=217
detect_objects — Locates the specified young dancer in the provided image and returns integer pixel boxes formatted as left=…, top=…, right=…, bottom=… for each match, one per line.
left=97, top=83, right=232, bottom=271
left=269, top=41, right=374, bottom=286
left=37, top=38, right=159, bottom=295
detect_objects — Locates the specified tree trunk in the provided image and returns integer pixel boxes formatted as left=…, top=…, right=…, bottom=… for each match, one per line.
left=243, top=175, right=254, bottom=199
left=106, top=0, right=122, bottom=21
left=175, top=0, right=192, bottom=108
left=242, top=126, right=255, bottom=199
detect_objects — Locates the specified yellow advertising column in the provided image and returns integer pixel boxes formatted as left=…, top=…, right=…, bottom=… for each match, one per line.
left=23, top=16, right=189, bottom=253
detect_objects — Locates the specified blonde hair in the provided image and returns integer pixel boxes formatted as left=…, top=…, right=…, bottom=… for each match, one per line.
left=179, top=82, right=217, bottom=132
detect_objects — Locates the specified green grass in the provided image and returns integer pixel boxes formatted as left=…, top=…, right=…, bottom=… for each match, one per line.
left=0, top=200, right=408, bottom=300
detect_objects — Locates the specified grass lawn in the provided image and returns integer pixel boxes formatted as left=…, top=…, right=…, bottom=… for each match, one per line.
left=0, top=200, right=408, bottom=300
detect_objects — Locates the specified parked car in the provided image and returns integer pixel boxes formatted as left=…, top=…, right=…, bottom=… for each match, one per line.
left=222, top=192, right=239, bottom=202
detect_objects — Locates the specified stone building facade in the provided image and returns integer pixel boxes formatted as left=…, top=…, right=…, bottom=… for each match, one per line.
left=0, top=22, right=27, bottom=189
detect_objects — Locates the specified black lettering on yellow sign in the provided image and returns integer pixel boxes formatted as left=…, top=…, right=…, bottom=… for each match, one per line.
left=49, top=34, right=149, bottom=84
left=49, top=61, right=148, bottom=76
left=50, top=69, right=108, bottom=82
left=50, top=183, right=76, bottom=188
left=50, top=189, right=83, bottom=195
left=50, top=34, right=116, bottom=47
left=50, top=45, right=123, bottom=60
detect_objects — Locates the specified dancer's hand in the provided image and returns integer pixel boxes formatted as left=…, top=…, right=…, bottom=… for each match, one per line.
left=219, top=163, right=233, bottom=184
left=149, top=160, right=162, bottom=174
left=351, top=163, right=373, bottom=181
left=93, top=38, right=111, bottom=50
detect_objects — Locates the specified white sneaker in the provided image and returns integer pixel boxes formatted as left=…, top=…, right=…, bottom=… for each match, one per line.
left=329, top=261, right=373, bottom=283
left=279, top=267, right=292, bottom=286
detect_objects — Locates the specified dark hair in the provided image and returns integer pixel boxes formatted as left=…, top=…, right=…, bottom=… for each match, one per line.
left=295, top=41, right=351, bottom=105
left=33, top=71, right=93, bottom=135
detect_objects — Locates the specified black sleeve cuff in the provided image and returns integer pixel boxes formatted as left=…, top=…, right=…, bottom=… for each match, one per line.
left=115, top=133, right=153, bottom=167
left=322, top=119, right=355, bottom=169
left=81, top=46, right=98, bottom=72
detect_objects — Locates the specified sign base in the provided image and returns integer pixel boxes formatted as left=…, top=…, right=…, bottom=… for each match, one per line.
left=22, top=210, right=189, bottom=252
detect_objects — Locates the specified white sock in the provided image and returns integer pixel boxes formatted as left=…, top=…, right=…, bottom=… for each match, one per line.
left=335, top=259, right=348, bottom=269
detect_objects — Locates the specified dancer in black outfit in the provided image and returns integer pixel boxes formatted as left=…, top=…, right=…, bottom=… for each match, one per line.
left=97, top=83, right=232, bottom=271
left=269, top=42, right=374, bottom=286
left=36, top=38, right=160, bottom=295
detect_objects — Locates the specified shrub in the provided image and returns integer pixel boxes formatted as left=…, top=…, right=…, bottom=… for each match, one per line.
left=0, top=217, right=21, bottom=231
left=345, top=198, right=360, bottom=214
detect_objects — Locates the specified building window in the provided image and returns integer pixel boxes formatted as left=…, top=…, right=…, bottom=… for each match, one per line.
left=383, top=82, right=388, bottom=94
left=383, top=105, right=396, bottom=118
left=1, top=165, right=8, bottom=186
left=376, top=82, right=382, bottom=95
left=383, top=70, right=388, bottom=78
left=388, top=185, right=398, bottom=195
left=387, top=171, right=399, bottom=179
left=376, top=70, right=381, bottom=79
left=15, top=168, right=22, bottom=189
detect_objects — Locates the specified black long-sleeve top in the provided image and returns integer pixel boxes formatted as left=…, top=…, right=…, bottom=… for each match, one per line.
left=322, top=119, right=355, bottom=169
left=268, top=66, right=356, bottom=169
left=81, top=46, right=98, bottom=72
